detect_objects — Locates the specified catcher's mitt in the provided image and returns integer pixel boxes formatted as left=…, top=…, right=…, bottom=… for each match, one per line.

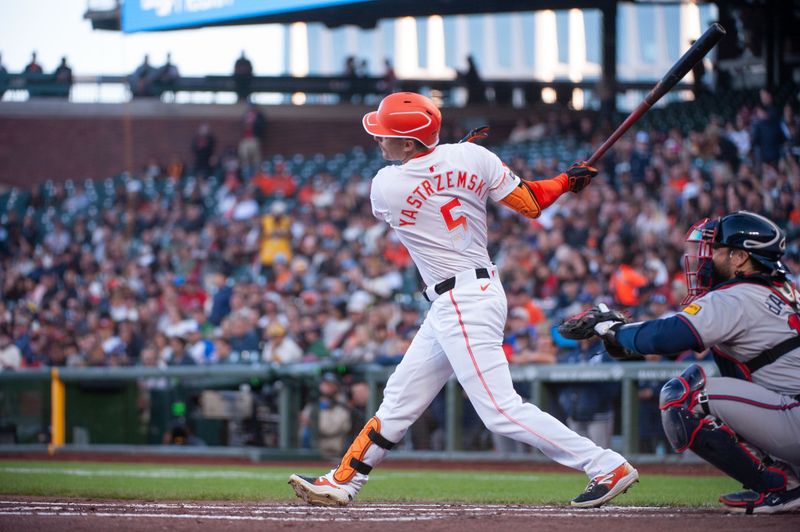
left=557, top=304, right=630, bottom=340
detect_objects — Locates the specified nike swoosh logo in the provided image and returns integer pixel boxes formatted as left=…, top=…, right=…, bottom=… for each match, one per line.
left=480, top=283, right=490, bottom=291
left=596, top=473, right=617, bottom=486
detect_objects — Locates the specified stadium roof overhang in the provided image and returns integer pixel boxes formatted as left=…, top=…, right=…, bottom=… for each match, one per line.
left=86, top=0, right=720, bottom=32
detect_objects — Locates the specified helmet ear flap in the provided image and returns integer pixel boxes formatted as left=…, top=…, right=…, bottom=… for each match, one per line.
left=362, top=92, right=442, bottom=148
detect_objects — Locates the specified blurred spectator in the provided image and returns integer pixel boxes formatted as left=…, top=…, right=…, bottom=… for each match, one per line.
left=378, top=58, right=397, bottom=96
left=252, top=162, right=297, bottom=199
left=156, top=52, right=180, bottom=94
left=261, top=322, right=302, bottom=364
left=53, top=56, right=73, bottom=96
left=238, top=103, right=266, bottom=177
left=751, top=89, right=787, bottom=167
left=213, top=336, right=239, bottom=364
left=190, top=123, right=216, bottom=177
left=0, top=327, right=22, bottom=370
left=459, top=55, right=486, bottom=105
left=130, top=55, right=156, bottom=97
left=346, top=380, right=370, bottom=443
left=299, top=373, right=352, bottom=458
left=0, top=52, right=8, bottom=99
left=168, top=335, right=196, bottom=366
left=508, top=119, right=531, bottom=143
left=258, top=201, right=293, bottom=281
left=208, top=271, right=233, bottom=326
left=558, top=339, right=619, bottom=449
left=233, top=51, right=253, bottom=103
left=781, top=103, right=800, bottom=162
left=342, top=56, right=358, bottom=103
left=23, top=51, right=42, bottom=75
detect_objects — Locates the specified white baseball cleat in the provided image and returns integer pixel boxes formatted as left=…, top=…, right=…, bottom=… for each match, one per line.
left=288, top=471, right=364, bottom=507
left=570, top=462, right=639, bottom=508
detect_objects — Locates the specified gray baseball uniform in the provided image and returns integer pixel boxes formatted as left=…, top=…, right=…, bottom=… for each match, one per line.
left=677, top=277, right=800, bottom=465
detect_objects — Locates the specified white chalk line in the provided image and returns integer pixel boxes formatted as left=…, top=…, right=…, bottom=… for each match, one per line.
left=0, top=511, right=441, bottom=522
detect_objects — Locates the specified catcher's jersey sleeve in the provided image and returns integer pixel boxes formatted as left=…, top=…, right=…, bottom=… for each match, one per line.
left=677, top=289, right=745, bottom=349
left=369, top=143, right=518, bottom=286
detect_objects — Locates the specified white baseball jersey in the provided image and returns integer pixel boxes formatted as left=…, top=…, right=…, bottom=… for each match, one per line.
left=370, top=142, right=519, bottom=285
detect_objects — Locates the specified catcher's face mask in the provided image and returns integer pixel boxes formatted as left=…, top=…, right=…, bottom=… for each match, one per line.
left=682, top=217, right=718, bottom=304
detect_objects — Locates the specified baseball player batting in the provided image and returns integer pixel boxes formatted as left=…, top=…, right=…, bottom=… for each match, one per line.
left=559, top=211, right=800, bottom=514
left=289, top=91, right=638, bottom=508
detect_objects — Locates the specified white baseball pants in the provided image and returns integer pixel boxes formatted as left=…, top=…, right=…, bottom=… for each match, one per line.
left=369, top=267, right=627, bottom=478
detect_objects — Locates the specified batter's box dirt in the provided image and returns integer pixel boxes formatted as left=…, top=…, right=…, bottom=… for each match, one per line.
left=0, top=499, right=797, bottom=532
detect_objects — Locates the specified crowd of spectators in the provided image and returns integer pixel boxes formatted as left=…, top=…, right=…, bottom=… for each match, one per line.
left=1, top=86, right=798, bottom=452
left=0, top=51, right=74, bottom=99
left=128, top=53, right=180, bottom=98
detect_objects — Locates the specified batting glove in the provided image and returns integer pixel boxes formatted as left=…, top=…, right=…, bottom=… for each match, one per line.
left=565, top=162, right=598, bottom=193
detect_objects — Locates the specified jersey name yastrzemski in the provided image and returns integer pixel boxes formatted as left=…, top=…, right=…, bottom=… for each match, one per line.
left=370, top=143, right=518, bottom=286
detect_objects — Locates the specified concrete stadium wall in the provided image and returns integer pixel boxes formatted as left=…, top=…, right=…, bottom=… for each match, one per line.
left=0, top=101, right=521, bottom=188
left=0, top=101, right=373, bottom=187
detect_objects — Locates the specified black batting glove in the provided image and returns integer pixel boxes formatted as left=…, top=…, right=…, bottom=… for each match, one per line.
left=565, top=161, right=598, bottom=193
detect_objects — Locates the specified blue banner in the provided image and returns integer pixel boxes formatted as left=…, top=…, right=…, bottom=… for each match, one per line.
left=122, top=0, right=374, bottom=33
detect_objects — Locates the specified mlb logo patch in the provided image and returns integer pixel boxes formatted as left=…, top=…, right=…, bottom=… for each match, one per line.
left=683, top=303, right=702, bottom=315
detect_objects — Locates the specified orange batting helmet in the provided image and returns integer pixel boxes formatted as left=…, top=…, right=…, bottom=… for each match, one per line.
left=362, top=92, right=441, bottom=148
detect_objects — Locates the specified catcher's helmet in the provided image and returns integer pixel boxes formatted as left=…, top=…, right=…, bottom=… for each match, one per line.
left=362, top=92, right=441, bottom=148
left=683, top=211, right=787, bottom=303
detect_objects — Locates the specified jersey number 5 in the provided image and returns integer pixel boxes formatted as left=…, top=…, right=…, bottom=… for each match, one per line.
left=440, top=198, right=471, bottom=250
left=440, top=198, right=467, bottom=231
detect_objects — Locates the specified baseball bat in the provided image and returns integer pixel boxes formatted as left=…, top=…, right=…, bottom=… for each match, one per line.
left=586, top=22, right=726, bottom=166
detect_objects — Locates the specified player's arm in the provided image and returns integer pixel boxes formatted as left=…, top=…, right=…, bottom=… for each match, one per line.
left=559, top=305, right=703, bottom=359
left=614, top=316, right=704, bottom=356
left=499, top=162, right=597, bottom=219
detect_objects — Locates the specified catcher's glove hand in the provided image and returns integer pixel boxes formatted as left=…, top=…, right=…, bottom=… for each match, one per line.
left=557, top=303, right=629, bottom=340
left=565, top=161, right=598, bottom=193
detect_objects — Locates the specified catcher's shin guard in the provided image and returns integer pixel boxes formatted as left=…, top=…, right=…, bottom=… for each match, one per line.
left=660, top=365, right=787, bottom=493
left=333, top=416, right=396, bottom=484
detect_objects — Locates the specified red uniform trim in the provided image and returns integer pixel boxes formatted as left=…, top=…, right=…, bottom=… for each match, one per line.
left=712, top=346, right=752, bottom=381
left=675, top=314, right=706, bottom=351
left=707, top=394, right=800, bottom=411
left=659, top=376, right=691, bottom=410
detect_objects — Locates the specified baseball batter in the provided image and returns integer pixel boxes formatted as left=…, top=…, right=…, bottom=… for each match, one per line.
left=568, top=211, right=800, bottom=514
left=289, top=92, right=638, bottom=508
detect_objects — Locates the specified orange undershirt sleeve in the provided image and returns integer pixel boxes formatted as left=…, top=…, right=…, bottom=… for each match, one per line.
left=499, top=173, right=569, bottom=219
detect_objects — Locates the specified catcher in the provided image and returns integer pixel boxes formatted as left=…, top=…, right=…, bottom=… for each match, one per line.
left=559, top=211, right=800, bottom=514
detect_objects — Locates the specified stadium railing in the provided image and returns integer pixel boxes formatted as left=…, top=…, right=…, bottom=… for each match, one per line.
left=3, top=73, right=692, bottom=104
left=0, top=361, right=716, bottom=461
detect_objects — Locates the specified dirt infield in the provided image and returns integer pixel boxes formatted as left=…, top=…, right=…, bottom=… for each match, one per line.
left=0, top=498, right=797, bottom=532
